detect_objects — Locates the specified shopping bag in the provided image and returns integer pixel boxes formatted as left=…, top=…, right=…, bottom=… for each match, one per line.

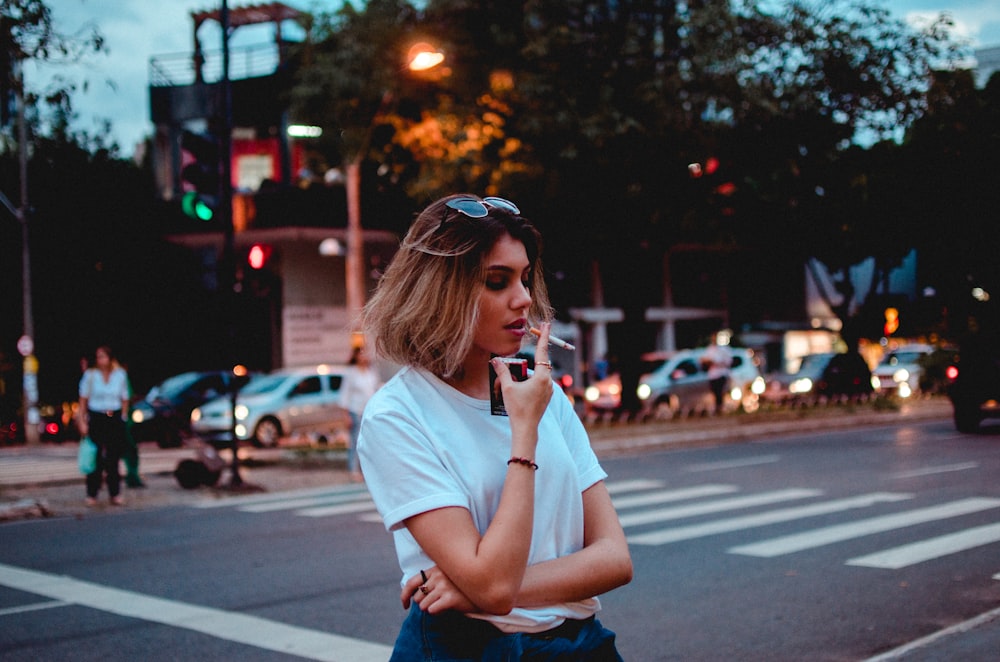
left=77, top=436, right=98, bottom=474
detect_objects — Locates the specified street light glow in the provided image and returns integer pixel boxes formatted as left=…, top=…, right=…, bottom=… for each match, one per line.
left=407, top=42, right=444, bottom=71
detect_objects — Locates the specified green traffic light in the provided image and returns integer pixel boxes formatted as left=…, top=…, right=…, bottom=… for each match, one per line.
left=181, top=191, right=215, bottom=221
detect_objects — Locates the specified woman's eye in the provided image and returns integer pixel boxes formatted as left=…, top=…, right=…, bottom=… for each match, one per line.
left=486, top=278, right=507, bottom=291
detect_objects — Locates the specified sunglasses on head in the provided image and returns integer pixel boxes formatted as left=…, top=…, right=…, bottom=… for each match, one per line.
left=444, top=196, right=521, bottom=218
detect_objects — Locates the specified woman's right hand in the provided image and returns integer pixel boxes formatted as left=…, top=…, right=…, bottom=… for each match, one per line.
left=491, top=325, right=554, bottom=437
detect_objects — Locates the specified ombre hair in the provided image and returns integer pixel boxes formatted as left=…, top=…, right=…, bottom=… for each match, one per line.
left=363, top=194, right=552, bottom=378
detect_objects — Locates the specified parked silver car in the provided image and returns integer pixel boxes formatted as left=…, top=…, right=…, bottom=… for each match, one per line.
left=871, top=343, right=936, bottom=398
left=637, top=347, right=766, bottom=420
left=190, top=365, right=351, bottom=447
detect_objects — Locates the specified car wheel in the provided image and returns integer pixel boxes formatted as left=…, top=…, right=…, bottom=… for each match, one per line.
left=253, top=417, right=282, bottom=447
left=953, top=403, right=981, bottom=433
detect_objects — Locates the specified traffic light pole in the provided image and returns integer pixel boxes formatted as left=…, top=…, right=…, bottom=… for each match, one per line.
left=220, top=0, right=243, bottom=487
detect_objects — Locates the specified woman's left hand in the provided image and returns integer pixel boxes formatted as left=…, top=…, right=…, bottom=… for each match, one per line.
left=401, top=565, right=477, bottom=614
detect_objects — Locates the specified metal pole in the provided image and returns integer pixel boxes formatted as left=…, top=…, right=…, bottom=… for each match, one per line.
left=15, top=56, right=39, bottom=445
left=220, top=0, right=242, bottom=487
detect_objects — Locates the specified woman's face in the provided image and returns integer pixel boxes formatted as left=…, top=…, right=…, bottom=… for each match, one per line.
left=95, top=350, right=111, bottom=367
left=470, top=233, right=533, bottom=360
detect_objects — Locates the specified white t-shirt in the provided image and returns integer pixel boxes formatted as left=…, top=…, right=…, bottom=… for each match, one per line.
left=340, top=366, right=381, bottom=415
left=79, top=368, right=130, bottom=412
left=358, top=366, right=607, bottom=633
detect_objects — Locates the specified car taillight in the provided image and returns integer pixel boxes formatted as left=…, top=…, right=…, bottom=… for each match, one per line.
left=945, top=365, right=959, bottom=381
left=45, top=422, right=60, bottom=435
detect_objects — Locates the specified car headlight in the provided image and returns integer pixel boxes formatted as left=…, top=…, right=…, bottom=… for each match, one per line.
left=191, top=408, right=202, bottom=423
left=898, top=383, right=912, bottom=398
left=234, top=404, right=249, bottom=420
left=584, top=386, right=600, bottom=402
left=751, top=376, right=766, bottom=395
left=871, top=375, right=881, bottom=390
left=131, top=410, right=146, bottom=424
left=729, top=387, right=742, bottom=401
left=790, top=377, right=813, bottom=394
left=892, top=369, right=909, bottom=384
left=637, top=383, right=651, bottom=400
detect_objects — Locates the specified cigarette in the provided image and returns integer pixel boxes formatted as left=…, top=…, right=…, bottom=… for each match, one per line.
left=529, top=327, right=576, bottom=351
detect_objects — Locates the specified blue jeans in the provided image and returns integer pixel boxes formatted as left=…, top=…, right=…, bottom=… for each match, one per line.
left=389, top=605, right=624, bottom=661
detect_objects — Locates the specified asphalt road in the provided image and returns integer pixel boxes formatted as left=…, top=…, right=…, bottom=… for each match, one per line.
left=2, top=398, right=1000, bottom=660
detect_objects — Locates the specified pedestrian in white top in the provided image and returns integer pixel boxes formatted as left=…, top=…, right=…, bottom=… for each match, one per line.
left=340, top=345, right=381, bottom=482
left=701, top=333, right=733, bottom=414
left=358, top=194, right=632, bottom=660
left=77, top=345, right=131, bottom=506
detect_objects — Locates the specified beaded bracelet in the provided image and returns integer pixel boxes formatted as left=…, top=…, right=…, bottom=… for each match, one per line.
left=507, top=456, right=539, bottom=470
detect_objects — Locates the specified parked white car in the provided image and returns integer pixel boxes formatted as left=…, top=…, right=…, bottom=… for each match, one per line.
left=190, top=365, right=351, bottom=447
left=871, top=343, right=936, bottom=398
left=637, top=347, right=766, bottom=420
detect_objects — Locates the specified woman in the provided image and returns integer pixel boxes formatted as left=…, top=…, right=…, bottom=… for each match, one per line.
left=78, top=345, right=131, bottom=506
left=341, top=345, right=381, bottom=482
left=358, top=194, right=633, bottom=660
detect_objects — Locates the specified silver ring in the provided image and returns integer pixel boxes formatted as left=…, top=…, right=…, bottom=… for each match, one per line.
left=536, top=361, right=553, bottom=369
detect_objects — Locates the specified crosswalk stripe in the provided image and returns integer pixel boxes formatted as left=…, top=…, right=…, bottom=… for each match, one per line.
left=729, top=497, right=1000, bottom=558
left=619, top=488, right=821, bottom=529
left=612, top=484, right=738, bottom=510
left=297, top=500, right=379, bottom=518
left=628, top=492, right=911, bottom=546
left=239, top=492, right=373, bottom=513
left=194, top=484, right=369, bottom=509
left=890, top=462, right=979, bottom=479
left=605, top=479, right=667, bottom=494
left=685, top=455, right=781, bottom=472
left=846, top=521, right=1000, bottom=569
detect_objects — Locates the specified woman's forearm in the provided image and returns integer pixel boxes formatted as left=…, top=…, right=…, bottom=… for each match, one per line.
left=515, top=538, right=633, bottom=608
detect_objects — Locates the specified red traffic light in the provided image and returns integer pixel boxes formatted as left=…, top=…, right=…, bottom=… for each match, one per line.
left=248, top=243, right=272, bottom=270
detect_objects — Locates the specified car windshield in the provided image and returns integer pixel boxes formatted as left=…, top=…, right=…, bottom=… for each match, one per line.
left=239, top=374, right=290, bottom=395
left=149, top=373, right=203, bottom=399
left=796, top=353, right=832, bottom=374
left=881, top=351, right=926, bottom=366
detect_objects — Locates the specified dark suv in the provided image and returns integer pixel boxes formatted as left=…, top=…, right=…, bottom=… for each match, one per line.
left=946, top=336, right=1000, bottom=433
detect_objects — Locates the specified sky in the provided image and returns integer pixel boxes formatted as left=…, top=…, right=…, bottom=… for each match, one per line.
left=24, top=0, right=1000, bottom=156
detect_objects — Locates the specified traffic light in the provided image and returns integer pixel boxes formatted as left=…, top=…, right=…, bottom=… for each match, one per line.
left=247, top=243, right=272, bottom=270
left=180, top=129, right=220, bottom=221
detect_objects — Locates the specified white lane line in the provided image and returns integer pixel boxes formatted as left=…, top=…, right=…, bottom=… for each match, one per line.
left=619, top=488, right=821, bottom=529
left=629, top=493, right=910, bottom=546
left=890, top=462, right=979, bottom=479
left=847, top=521, right=1000, bottom=569
left=0, top=563, right=392, bottom=662
left=731, top=497, right=1000, bottom=558
left=0, top=600, right=70, bottom=616
left=863, top=604, right=1000, bottom=661
left=605, top=479, right=667, bottom=494
left=612, top=485, right=739, bottom=510
left=685, top=455, right=781, bottom=472
left=240, top=493, right=373, bottom=513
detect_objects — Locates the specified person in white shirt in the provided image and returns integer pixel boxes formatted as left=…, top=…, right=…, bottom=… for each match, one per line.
left=359, top=194, right=632, bottom=660
left=78, top=345, right=131, bottom=506
left=340, top=345, right=381, bottom=482
left=701, top=334, right=733, bottom=414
